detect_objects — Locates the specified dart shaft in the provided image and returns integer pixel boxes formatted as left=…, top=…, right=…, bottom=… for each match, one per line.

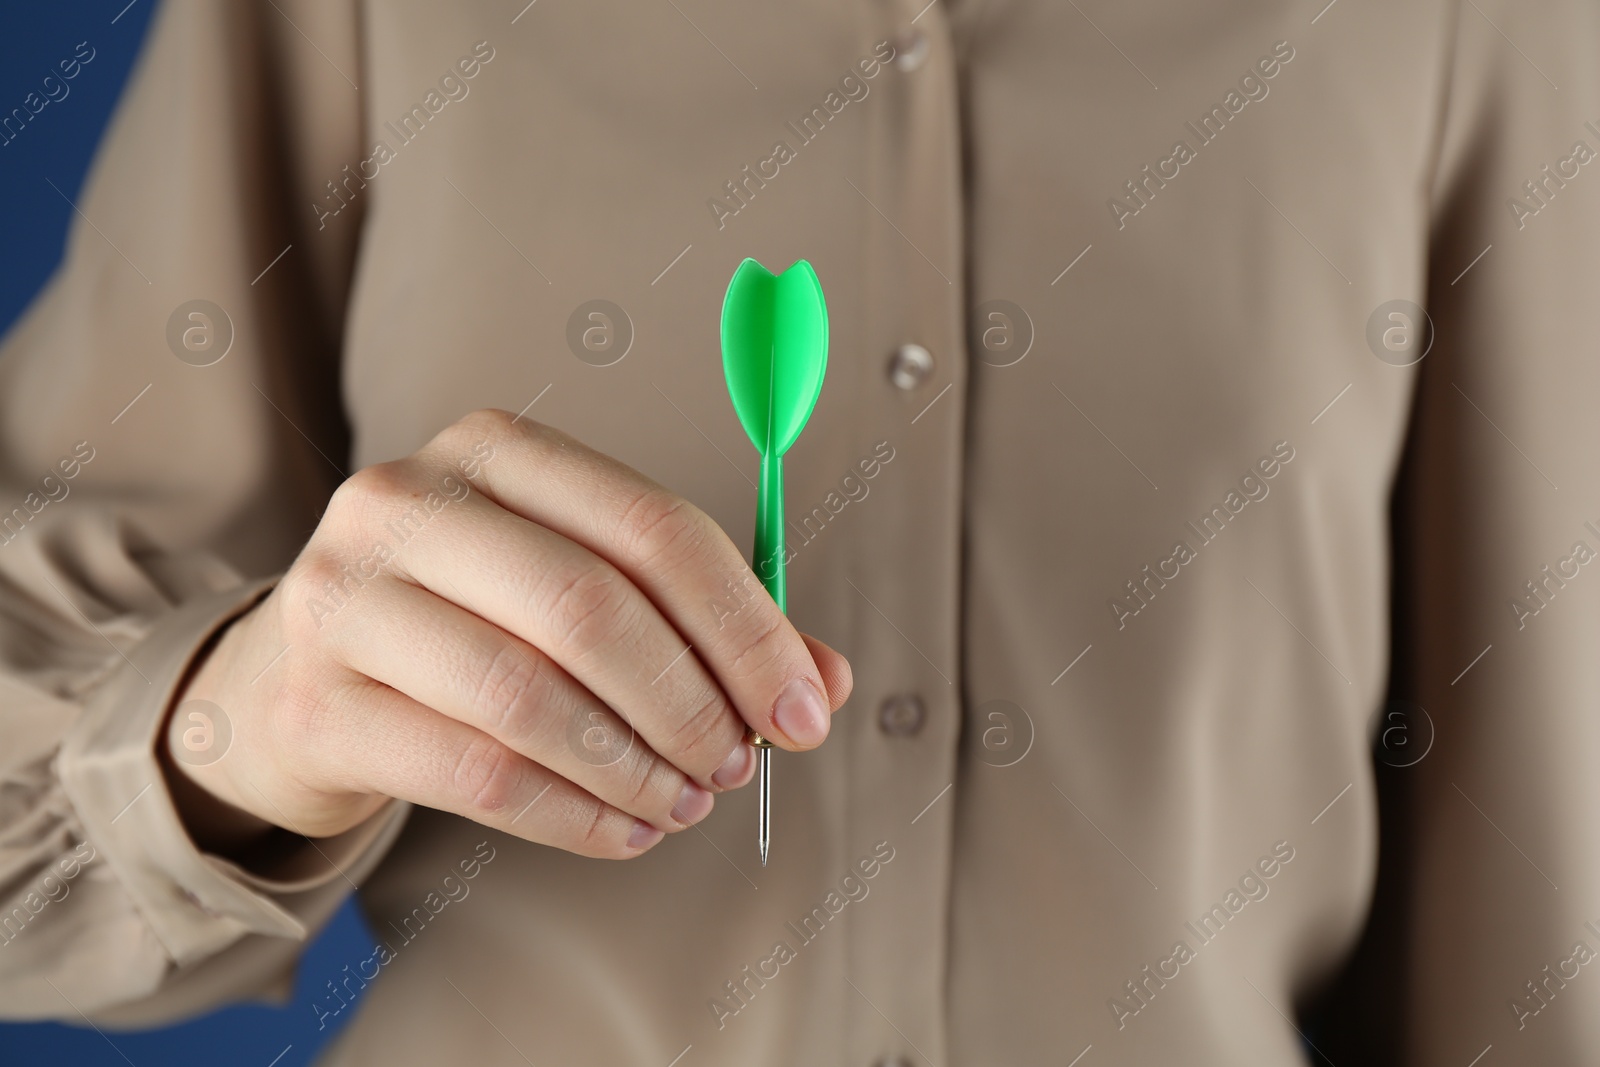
left=751, top=450, right=785, bottom=865
left=755, top=452, right=786, bottom=610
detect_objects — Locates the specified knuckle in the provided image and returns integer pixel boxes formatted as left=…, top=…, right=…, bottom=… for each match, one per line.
left=281, top=554, right=334, bottom=606
left=439, top=408, right=515, bottom=458
left=472, top=642, right=548, bottom=739
left=540, top=563, right=636, bottom=658
left=451, top=407, right=570, bottom=461
left=615, top=487, right=707, bottom=571
left=450, top=736, right=522, bottom=816
left=624, top=754, right=674, bottom=817
left=661, top=688, right=739, bottom=765
left=329, top=461, right=413, bottom=523
left=278, top=554, right=348, bottom=639
left=722, top=610, right=789, bottom=681
left=574, top=796, right=633, bottom=859
left=453, top=407, right=520, bottom=444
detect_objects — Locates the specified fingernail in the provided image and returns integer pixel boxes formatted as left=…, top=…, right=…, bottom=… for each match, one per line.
left=712, top=743, right=755, bottom=789
left=627, top=820, right=664, bottom=851
left=772, top=677, right=829, bottom=748
left=672, top=782, right=714, bottom=826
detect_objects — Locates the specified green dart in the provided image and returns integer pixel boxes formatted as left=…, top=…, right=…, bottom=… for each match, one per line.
left=720, top=257, right=829, bottom=867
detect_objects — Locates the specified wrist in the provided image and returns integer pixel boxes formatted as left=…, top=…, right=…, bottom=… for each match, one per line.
left=159, top=608, right=279, bottom=856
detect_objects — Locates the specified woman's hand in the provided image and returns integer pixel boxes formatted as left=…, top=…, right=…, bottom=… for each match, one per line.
left=165, top=408, right=852, bottom=858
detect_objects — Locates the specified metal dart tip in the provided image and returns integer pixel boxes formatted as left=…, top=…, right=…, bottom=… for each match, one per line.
left=757, top=744, right=771, bottom=866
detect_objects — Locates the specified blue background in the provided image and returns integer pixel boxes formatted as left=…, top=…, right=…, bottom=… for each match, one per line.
left=1, top=3, right=370, bottom=1064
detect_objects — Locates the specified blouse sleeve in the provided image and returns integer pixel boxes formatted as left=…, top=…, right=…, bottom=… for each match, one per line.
left=1397, top=0, right=1600, bottom=1059
left=0, top=0, right=410, bottom=1024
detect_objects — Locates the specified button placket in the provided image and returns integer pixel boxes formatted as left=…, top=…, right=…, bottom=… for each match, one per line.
left=845, top=1, right=965, bottom=1063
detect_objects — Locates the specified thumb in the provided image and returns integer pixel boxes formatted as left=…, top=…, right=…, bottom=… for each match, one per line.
left=797, top=632, right=853, bottom=714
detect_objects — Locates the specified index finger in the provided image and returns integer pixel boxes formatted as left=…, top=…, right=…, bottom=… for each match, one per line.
left=429, top=409, right=843, bottom=752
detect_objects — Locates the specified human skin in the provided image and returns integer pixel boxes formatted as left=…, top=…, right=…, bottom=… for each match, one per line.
left=164, top=408, right=853, bottom=858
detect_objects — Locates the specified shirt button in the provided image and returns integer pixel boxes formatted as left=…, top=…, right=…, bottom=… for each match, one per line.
left=878, top=694, right=926, bottom=738
left=891, top=27, right=929, bottom=72
left=886, top=343, right=934, bottom=390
